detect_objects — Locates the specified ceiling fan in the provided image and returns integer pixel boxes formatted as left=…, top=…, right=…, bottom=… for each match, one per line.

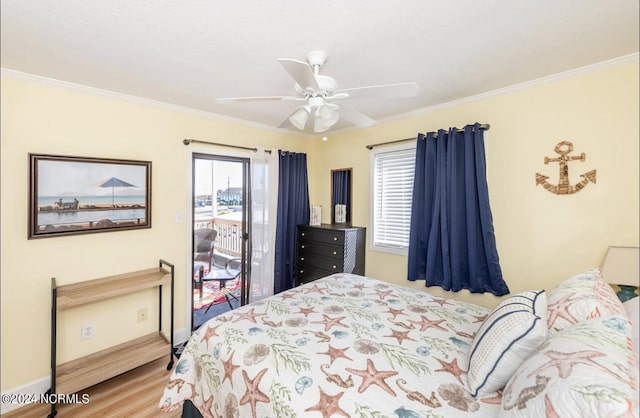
left=216, top=51, right=420, bottom=133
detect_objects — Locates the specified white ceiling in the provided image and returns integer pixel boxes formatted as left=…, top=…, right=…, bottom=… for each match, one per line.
left=1, top=0, right=638, bottom=134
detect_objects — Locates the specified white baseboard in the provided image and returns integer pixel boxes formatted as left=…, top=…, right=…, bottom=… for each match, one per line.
left=173, top=327, right=191, bottom=346
left=0, top=376, right=51, bottom=413
left=0, top=328, right=191, bottom=414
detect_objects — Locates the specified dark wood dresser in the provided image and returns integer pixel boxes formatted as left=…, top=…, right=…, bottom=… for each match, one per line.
left=296, top=224, right=366, bottom=285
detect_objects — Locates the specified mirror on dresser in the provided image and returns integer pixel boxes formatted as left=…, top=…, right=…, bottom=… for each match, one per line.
left=331, top=168, right=352, bottom=224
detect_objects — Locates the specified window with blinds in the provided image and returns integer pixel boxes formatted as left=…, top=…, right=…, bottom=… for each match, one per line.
left=370, top=144, right=416, bottom=254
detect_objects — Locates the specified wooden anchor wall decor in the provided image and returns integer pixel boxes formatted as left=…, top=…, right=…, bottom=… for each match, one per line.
left=535, top=141, right=596, bottom=195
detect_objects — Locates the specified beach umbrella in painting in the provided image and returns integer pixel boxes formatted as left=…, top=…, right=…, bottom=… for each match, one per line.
left=98, top=177, right=138, bottom=207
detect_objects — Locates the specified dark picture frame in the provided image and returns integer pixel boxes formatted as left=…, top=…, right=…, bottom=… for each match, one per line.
left=29, top=154, right=152, bottom=239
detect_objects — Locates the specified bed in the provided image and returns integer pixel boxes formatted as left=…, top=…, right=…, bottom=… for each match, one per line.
left=159, top=271, right=639, bottom=417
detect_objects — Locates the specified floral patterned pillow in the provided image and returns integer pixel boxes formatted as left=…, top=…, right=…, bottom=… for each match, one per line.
left=498, top=315, right=639, bottom=418
left=547, top=269, right=626, bottom=335
left=624, top=297, right=639, bottom=362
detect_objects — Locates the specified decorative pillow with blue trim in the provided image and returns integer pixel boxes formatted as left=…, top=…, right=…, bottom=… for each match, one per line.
left=467, top=290, right=547, bottom=397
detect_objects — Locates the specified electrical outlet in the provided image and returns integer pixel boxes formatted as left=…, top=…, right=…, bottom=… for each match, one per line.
left=137, top=308, right=148, bottom=322
left=81, top=323, right=95, bottom=340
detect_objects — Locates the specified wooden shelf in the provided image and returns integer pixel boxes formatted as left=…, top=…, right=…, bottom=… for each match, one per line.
left=56, top=332, right=170, bottom=395
left=57, top=267, right=171, bottom=310
left=49, top=260, right=175, bottom=418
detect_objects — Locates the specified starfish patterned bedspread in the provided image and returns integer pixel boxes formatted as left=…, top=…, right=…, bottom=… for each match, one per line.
left=159, top=273, right=503, bottom=417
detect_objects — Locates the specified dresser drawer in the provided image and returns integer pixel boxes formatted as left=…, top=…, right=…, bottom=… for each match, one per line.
left=298, top=240, right=344, bottom=259
left=296, top=266, right=333, bottom=285
left=298, top=254, right=344, bottom=273
left=299, top=228, right=345, bottom=245
left=295, top=224, right=366, bottom=286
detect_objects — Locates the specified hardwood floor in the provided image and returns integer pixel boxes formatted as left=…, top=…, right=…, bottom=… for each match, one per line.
left=1, top=357, right=182, bottom=418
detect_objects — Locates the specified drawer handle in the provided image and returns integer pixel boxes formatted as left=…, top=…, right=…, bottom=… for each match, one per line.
left=301, top=232, right=305, bottom=236
left=332, top=265, right=337, bottom=269
left=300, top=270, right=304, bottom=274
left=332, top=251, right=337, bottom=255
left=301, top=245, right=305, bottom=249
left=333, top=237, right=338, bottom=241
left=301, top=257, right=305, bottom=261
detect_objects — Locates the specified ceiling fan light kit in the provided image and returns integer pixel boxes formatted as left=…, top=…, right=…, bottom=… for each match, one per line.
left=314, top=103, right=340, bottom=133
left=217, top=51, right=419, bottom=133
left=288, top=96, right=339, bottom=133
left=289, top=106, right=310, bottom=130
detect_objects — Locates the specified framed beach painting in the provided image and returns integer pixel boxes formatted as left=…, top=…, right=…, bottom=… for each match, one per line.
left=29, top=154, right=152, bottom=238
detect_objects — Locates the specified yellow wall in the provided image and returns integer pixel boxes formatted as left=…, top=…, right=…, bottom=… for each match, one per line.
left=1, top=60, right=638, bottom=392
left=0, top=75, right=308, bottom=390
left=309, top=61, right=639, bottom=308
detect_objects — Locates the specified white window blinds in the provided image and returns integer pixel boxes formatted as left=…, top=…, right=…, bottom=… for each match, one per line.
left=370, top=145, right=416, bottom=254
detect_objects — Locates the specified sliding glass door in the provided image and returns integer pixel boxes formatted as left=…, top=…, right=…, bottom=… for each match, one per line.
left=191, top=153, right=250, bottom=330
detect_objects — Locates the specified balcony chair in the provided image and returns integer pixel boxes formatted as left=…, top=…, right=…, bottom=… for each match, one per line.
left=194, top=228, right=217, bottom=271
left=193, top=228, right=217, bottom=301
left=193, top=264, right=204, bottom=299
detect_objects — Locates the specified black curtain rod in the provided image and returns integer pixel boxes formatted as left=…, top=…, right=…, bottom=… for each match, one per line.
left=365, top=123, right=490, bottom=150
left=183, top=138, right=272, bottom=153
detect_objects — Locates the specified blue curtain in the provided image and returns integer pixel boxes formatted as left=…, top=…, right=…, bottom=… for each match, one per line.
left=407, top=123, right=509, bottom=296
left=332, top=170, right=351, bottom=222
left=274, top=151, right=310, bottom=293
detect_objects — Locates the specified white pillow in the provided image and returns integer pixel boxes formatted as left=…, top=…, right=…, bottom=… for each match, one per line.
left=467, top=290, right=547, bottom=397
left=624, top=297, right=639, bottom=362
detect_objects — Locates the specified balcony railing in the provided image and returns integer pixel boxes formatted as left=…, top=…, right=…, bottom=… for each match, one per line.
left=195, top=216, right=242, bottom=257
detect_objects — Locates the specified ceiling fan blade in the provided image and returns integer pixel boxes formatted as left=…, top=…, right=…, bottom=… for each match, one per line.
left=325, top=92, right=350, bottom=101
left=276, top=105, right=306, bottom=128
left=335, top=82, right=419, bottom=100
left=277, top=116, right=291, bottom=129
left=278, top=58, right=319, bottom=91
left=216, top=96, right=302, bottom=104
left=337, top=104, right=376, bottom=127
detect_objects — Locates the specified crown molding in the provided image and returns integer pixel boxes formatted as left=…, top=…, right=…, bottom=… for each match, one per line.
left=3, top=52, right=637, bottom=139
left=377, top=52, right=639, bottom=125
left=0, top=67, right=311, bottom=137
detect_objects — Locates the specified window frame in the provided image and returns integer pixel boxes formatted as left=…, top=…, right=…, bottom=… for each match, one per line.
left=369, top=142, right=416, bottom=255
